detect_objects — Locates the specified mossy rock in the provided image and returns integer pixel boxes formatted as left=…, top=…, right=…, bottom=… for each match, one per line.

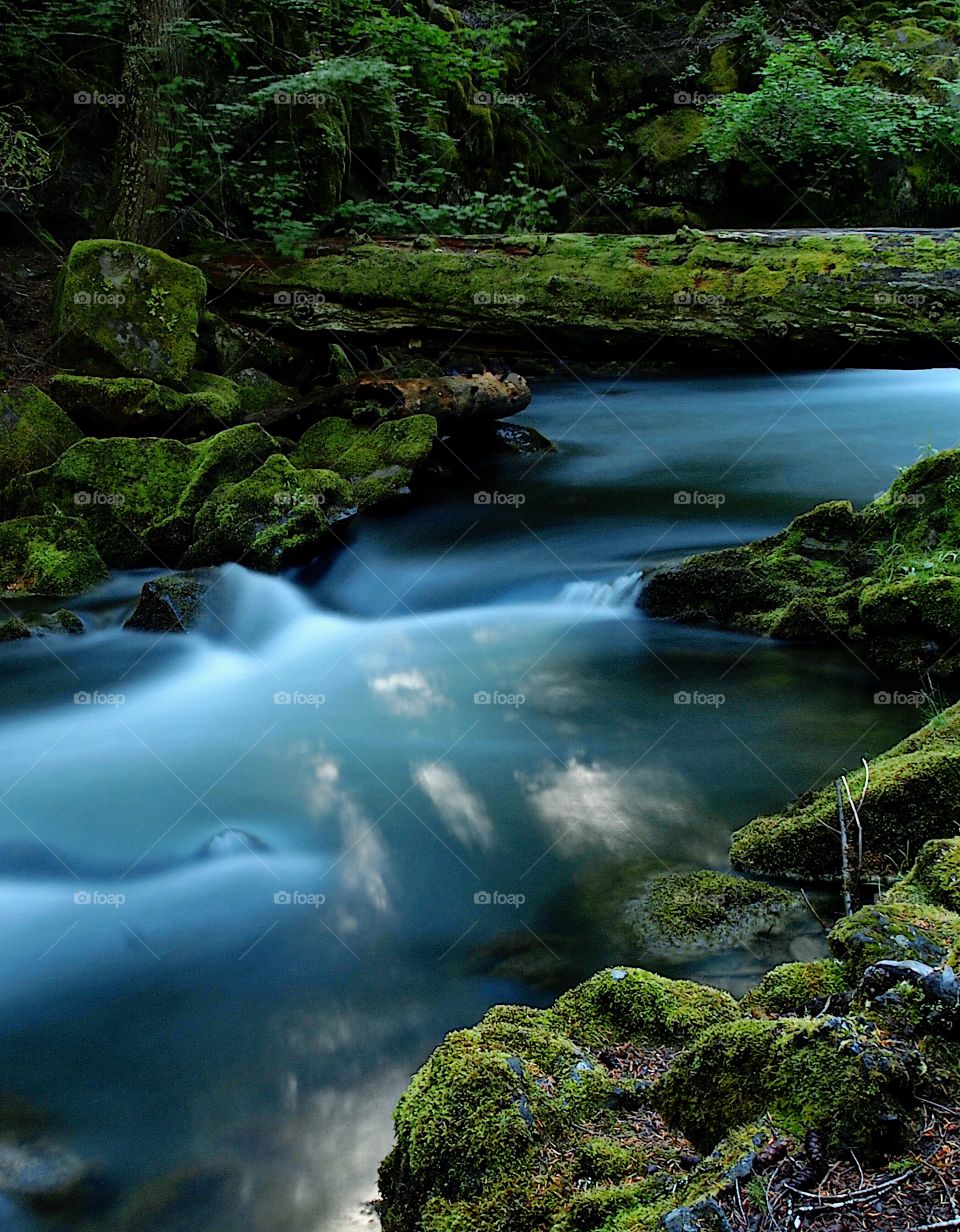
left=379, top=970, right=740, bottom=1232
left=0, top=609, right=85, bottom=639
left=182, top=453, right=353, bottom=571
left=198, top=310, right=301, bottom=380
left=829, top=899, right=960, bottom=982
left=741, top=959, right=850, bottom=1018
left=54, top=240, right=206, bottom=384
left=654, top=1015, right=922, bottom=1156
left=232, top=368, right=297, bottom=417
left=0, top=619, right=31, bottom=642
left=292, top=414, right=437, bottom=509
left=15, top=437, right=196, bottom=569
left=124, top=572, right=212, bottom=633
left=0, top=385, right=81, bottom=486
left=622, top=871, right=800, bottom=956
left=888, top=838, right=960, bottom=912
left=48, top=372, right=244, bottom=437
left=0, top=516, right=107, bottom=596
left=549, top=967, right=740, bottom=1048
left=730, top=702, right=960, bottom=881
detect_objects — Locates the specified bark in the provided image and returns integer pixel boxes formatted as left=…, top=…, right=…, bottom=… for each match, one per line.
left=108, top=0, right=186, bottom=246
left=193, top=229, right=960, bottom=362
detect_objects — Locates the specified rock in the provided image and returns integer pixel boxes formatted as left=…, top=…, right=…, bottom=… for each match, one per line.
left=14, top=436, right=196, bottom=568
left=48, top=372, right=245, bottom=437
left=0, top=515, right=107, bottom=595
left=622, top=871, right=801, bottom=956
left=182, top=453, right=353, bottom=571
left=741, top=959, right=849, bottom=1018
left=124, top=571, right=212, bottom=632
left=0, top=1139, right=109, bottom=1214
left=887, top=837, right=960, bottom=912
left=654, top=1015, right=922, bottom=1156
left=233, top=367, right=297, bottom=417
left=730, top=704, right=960, bottom=881
left=292, top=414, right=437, bottom=508
left=661, top=1198, right=734, bottom=1232
left=53, top=239, right=206, bottom=384
left=0, top=619, right=31, bottom=642
left=34, top=608, right=84, bottom=635
left=829, top=900, right=958, bottom=981
left=198, top=310, right=302, bottom=382
left=493, top=423, right=556, bottom=454
left=0, top=385, right=81, bottom=486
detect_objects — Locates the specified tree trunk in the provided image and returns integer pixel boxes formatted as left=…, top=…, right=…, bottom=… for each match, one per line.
left=107, top=0, right=186, bottom=247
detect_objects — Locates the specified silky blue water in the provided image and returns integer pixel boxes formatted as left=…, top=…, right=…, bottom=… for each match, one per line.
left=1, top=368, right=958, bottom=1230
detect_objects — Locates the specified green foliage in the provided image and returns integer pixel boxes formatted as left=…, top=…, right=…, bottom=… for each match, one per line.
left=0, top=107, right=52, bottom=208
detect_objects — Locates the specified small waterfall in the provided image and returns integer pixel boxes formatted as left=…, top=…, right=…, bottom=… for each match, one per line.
left=554, top=571, right=643, bottom=609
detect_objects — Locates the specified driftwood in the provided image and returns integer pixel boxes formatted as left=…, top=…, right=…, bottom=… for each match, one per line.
left=244, top=372, right=531, bottom=434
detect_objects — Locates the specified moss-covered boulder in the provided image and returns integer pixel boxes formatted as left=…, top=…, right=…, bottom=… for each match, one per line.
left=379, top=969, right=740, bottom=1232
left=622, top=871, right=800, bottom=956
left=829, top=900, right=959, bottom=982
left=124, top=572, right=212, bottom=633
left=0, top=619, right=31, bottom=642
left=642, top=448, right=960, bottom=674
left=53, top=240, right=206, bottom=384
left=0, top=516, right=107, bottom=596
left=182, top=453, right=352, bottom=570
left=654, top=1016, right=922, bottom=1157
left=888, top=838, right=960, bottom=912
left=292, top=414, right=437, bottom=508
left=0, top=610, right=85, bottom=640
left=740, top=959, right=850, bottom=1018
left=15, top=437, right=196, bottom=568
left=730, top=703, right=960, bottom=881
left=0, top=386, right=81, bottom=486
left=48, top=372, right=244, bottom=437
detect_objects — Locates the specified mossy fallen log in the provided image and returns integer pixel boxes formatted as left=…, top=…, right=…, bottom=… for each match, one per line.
left=193, top=229, right=960, bottom=361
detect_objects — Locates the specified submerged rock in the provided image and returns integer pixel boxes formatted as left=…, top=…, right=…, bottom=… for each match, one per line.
left=492, top=422, right=556, bottom=455
left=124, top=572, right=212, bottom=633
left=0, top=515, right=107, bottom=596
left=0, top=1139, right=109, bottom=1214
left=53, top=239, right=206, bottom=384
left=0, top=385, right=81, bottom=486
left=622, top=871, right=800, bottom=956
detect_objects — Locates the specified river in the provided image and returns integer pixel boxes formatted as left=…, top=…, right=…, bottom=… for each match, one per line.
left=0, top=367, right=957, bottom=1230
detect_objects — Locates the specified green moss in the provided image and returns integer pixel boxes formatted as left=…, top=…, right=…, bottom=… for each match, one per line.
left=54, top=240, right=206, bottom=384
left=182, top=453, right=352, bottom=570
left=292, top=415, right=436, bottom=508
left=49, top=372, right=244, bottom=436
left=124, top=572, right=210, bottom=633
left=548, top=967, right=739, bottom=1048
left=0, top=619, right=31, bottom=641
left=829, top=900, right=960, bottom=982
left=14, top=437, right=195, bottom=569
left=0, top=385, right=81, bottom=487
left=888, top=838, right=960, bottom=912
left=623, top=871, right=799, bottom=955
left=0, top=515, right=107, bottom=596
left=231, top=369, right=297, bottom=417
left=654, top=1016, right=922, bottom=1156
left=741, top=959, right=849, bottom=1018
left=730, top=703, right=960, bottom=881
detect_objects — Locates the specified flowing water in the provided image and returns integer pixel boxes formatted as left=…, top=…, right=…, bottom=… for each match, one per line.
left=2, top=368, right=960, bottom=1230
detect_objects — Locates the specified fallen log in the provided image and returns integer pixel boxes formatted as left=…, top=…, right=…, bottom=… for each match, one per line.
left=192, top=229, right=960, bottom=363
